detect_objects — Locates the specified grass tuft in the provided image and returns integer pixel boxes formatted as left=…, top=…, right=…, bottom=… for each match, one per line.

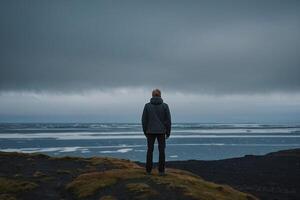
left=99, top=195, right=118, bottom=200
left=0, top=177, right=38, bottom=194
left=126, top=183, right=158, bottom=199
left=0, top=194, right=16, bottom=200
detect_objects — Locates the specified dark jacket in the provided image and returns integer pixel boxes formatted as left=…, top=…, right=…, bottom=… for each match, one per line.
left=142, top=97, right=171, bottom=136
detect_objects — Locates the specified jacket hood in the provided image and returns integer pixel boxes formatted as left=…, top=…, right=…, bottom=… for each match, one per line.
left=150, top=97, right=163, bottom=105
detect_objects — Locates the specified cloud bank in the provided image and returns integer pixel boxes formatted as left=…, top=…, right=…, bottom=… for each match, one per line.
left=1, top=89, right=300, bottom=123
left=1, top=0, right=300, bottom=94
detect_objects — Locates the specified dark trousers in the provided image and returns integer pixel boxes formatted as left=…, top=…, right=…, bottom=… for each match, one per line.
left=146, top=134, right=166, bottom=173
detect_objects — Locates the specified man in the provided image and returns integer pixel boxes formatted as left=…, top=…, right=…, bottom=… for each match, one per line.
left=142, top=89, right=171, bottom=175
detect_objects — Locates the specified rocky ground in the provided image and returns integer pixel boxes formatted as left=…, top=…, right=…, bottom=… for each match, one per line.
left=164, top=148, right=300, bottom=200
left=0, top=151, right=256, bottom=200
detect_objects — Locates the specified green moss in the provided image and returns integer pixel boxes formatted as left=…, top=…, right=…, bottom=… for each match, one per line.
left=29, top=153, right=50, bottom=158
left=0, top=152, right=259, bottom=200
left=99, top=195, right=118, bottom=200
left=49, top=155, right=85, bottom=162
left=66, top=168, right=147, bottom=199
left=66, top=172, right=118, bottom=199
left=0, top=151, right=49, bottom=160
left=65, top=156, right=258, bottom=200
left=150, top=168, right=257, bottom=200
left=0, top=152, right=29, bottom=158
left=0, top=194, right=16, bottom=200
left=67, top=167, right=257, bottom=200
left=126, top=183, right=158, bottom=199
left=88, top=157, right=140, bottom=169
left=0, top=177, right=38, bottom=194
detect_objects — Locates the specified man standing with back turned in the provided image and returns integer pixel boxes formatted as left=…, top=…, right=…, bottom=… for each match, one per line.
left=142, top=89, right=171, bottom=175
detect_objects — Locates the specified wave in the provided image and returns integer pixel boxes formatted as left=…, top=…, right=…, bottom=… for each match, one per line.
left=100, top=148, right=133, bottom=153
left=1, top=123, right=300, bottom=131
left=1, top=127, right=300, bottom=137
left=172, top=128, right=300, bottom=134
left=1, top=132, right=300, bottom=140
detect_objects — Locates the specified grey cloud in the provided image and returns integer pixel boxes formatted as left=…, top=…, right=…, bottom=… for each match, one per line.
left=1, top=90, right=300, bottom=123
left=1, top=0, right=300, bottom=93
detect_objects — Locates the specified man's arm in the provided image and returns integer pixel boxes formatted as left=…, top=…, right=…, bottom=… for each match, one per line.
left=141, top=104, right=148, bottom=136
left=164, top=104, right=171, bottom=138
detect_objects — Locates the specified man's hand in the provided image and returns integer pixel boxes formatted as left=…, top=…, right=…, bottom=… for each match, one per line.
left=166, top=133, right=170, bottom=139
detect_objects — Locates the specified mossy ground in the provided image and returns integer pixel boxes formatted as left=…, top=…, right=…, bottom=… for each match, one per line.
left=99, top=195, right=118, bottom=200
left=126, top=183, right=159, bottom=199
left=0, top=177, right=38, bottom=200
left=66, top=163, right=258, bottom=200
left=0, top=151, right=258, bottom=200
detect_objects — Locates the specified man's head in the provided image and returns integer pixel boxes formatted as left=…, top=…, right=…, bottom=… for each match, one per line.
left=152, top=89, right=161, bottom=97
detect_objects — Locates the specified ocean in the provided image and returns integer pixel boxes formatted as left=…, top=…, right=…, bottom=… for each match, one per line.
left=0, top=123, right=300, bottom=162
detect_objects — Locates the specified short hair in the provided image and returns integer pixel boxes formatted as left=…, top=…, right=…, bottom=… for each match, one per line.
left=152, top=89, right=161, bottom=97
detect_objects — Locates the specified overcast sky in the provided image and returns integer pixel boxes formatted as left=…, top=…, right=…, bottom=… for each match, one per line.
left=1, top=0, right=300, bottom=123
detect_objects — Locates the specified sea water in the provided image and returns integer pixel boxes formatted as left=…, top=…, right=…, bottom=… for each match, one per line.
left=0, top=123, right=300, bottom=161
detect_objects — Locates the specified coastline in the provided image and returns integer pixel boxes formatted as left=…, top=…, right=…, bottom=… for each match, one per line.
left=0, top=148, right=299, bottom=199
